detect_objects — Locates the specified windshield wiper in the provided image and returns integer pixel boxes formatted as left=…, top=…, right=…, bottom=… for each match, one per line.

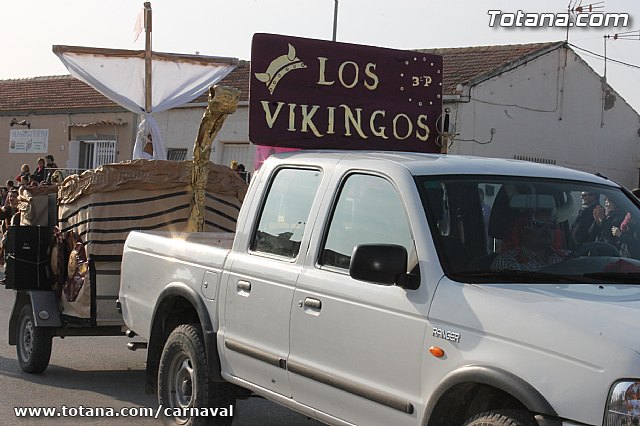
left=454, top=269, right=596, bottom=284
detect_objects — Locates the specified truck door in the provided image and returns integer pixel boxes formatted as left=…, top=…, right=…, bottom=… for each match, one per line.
left=221, top=167, right=323, bottom=397
left=289, top=173, right=427, bottom=425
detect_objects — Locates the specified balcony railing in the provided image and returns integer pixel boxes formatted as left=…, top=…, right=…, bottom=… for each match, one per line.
left=44, top=167, right=87, bottom=184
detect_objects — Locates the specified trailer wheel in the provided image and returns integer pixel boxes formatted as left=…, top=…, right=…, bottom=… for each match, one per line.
left=158, top=324, right=235, bottom=425
left=16, top=304, right=53, bottom=374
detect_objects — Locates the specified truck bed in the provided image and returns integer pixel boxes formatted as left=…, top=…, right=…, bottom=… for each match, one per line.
left=119, top=231, right=234, bottom=340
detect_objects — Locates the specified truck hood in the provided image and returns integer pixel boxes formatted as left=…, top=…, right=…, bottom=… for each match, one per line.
left=484, top=283, right=640, bottom=354
left=526, top=283, right=640, bottom=328
left=430, top=280, right=640, bottom=364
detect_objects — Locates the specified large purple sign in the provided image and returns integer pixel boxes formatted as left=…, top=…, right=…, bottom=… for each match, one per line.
left=249, top=33, right=443, bottom=153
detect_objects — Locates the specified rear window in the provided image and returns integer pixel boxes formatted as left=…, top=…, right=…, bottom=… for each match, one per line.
left=250, top=168, right=322, bottom=258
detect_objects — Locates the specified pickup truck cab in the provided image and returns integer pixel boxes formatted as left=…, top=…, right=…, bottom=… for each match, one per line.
left=119, top=151, right=640, bottom=426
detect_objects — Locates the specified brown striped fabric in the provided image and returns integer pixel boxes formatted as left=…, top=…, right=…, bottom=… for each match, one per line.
left=57, top=160, right=246, bottom=257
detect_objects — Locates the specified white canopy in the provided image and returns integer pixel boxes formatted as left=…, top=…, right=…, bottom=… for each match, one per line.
left=54, top=45, right=238, bottom=160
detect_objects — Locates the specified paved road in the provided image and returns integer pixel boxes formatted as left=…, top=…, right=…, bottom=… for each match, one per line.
left=0, top=267, right=323, bottom=426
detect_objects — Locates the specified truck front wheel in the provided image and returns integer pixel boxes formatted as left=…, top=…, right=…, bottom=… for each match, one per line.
left=16, top=304, right=53, bottom=374
left=463, top=409, right=537, bottom=426
left=158, top=324, right=235, bottom=426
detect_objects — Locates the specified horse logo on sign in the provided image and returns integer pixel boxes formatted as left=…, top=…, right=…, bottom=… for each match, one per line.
left=253, top=44, right=306, bottom=95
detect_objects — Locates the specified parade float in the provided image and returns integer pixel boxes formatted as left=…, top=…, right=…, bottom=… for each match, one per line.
left=5, top=2, right=247, bottom=373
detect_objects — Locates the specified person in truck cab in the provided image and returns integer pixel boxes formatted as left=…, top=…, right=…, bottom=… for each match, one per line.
left=569, top=191, right=600, bottom=249
left=589, top=196, right=626, bottom=250
left=491, top=203, right=566, bottom=272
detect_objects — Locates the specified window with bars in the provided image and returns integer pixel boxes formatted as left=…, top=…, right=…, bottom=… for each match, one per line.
left=79, top=140, right=117, bottom=169
left=513, top=155, right=556, bottom=165
left=167, top=148, right=188, bottom=161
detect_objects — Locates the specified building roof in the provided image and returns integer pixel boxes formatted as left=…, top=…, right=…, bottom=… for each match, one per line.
left=417, top=41, right=563, bottom=95
left=0, top=75, right=120, bottom=113
left=0, top=42, right=564, bottom=114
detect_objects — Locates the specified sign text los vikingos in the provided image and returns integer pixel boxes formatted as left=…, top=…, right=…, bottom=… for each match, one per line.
left=249, top=33, right=443, bottom=153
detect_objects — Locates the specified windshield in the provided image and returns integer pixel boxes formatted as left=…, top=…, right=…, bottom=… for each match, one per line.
left=416, top=176, right=640, bottom=284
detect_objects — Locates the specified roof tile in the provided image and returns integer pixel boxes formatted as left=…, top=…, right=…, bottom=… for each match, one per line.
left=0, top=42, right=562, bottom=113
left=418, top=41, right=562, bottom=94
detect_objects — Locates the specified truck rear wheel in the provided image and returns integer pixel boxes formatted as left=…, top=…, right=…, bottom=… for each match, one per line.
left=463, top=409, right=537, bottom=426
left=16, top=304, right=53, bottom=374
left=158, top=324, right=235, bottom=426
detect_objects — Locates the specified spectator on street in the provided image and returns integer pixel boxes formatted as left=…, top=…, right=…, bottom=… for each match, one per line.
left=1, top=190, right=20, bottom=267
left=16, top=164, right=31, bottom=186
left=236, top=163, right=248, bottom=182
left=45, top=154, right=58, bottom=184
left=589, top=196, right=626, bottom=250
left=1, top=189, right=19, bottom=236
left=4, top=180, right=15, bottom=209
left=611, top=192, right=640, bottom=258
left=45, top=154, right=58, bottom=169
left=31, top=157, right=46, bottom=184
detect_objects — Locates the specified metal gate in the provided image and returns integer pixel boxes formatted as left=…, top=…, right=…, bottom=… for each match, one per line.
left=78, top=140, right=117, bottom=169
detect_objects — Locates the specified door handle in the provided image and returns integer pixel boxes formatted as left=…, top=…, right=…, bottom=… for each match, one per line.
left=303, top=297, right=322, bottom=310
left=237, top=280, right=251, bottom=292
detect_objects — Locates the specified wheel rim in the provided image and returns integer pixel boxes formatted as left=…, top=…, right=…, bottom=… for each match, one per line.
left=167, top=351, right=195, bottom=424
left=18, top=314, right=34, bottom=363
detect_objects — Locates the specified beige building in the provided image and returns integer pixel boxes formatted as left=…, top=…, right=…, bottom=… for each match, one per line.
left=2, top=43, right=640, bottom=188
left=0, top=64, right=249, bottom=185
left=0, top=76, right=136, bottom=185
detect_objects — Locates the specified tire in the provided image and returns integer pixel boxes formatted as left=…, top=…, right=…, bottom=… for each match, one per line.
left=16, top=304, right=53, bottom=374
left=463, top=409, right=537, bottom=426
left=158, top=324, right=235, bottom=426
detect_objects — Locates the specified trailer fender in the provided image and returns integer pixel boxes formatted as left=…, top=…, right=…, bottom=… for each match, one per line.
left=9, top=290, right=61, bottom=345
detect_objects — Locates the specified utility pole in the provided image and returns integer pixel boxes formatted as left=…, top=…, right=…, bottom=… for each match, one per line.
left=332, top=0, right=339, bottom=41
left=144, top=2, right=152, bottom=114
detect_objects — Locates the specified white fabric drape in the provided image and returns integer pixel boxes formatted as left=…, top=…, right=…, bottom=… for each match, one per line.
left=54, top=47, right=238, bottom=160
left=133, top=113, right=165, bottom=160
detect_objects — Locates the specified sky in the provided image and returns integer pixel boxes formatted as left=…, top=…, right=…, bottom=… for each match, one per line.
left=2, top=0, right=639, bottom=111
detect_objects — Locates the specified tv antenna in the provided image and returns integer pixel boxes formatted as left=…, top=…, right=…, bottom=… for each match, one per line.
left=565, top=1, right=605, bottom=42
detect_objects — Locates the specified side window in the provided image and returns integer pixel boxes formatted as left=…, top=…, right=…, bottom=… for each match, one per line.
left=320, top=174, right=415, bottom=271
left=250, top=168, right=322, bottom=258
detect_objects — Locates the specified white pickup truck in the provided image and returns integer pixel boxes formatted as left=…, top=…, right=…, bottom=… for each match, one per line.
left=119, top=151, right=640, bottom=426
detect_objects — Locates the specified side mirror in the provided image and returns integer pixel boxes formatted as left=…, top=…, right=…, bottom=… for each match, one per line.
left=350, top=244, right=410, bottom=287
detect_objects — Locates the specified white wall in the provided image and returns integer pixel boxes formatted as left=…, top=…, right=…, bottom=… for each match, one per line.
left=450, top=47, right=640, bottom=188
left=153, top=104, right=252, bottom=168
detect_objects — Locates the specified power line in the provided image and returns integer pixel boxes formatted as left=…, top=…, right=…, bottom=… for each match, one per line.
left=606, top=29, right=640, bottom=39
left=568, top=42, right=640, bottom=70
